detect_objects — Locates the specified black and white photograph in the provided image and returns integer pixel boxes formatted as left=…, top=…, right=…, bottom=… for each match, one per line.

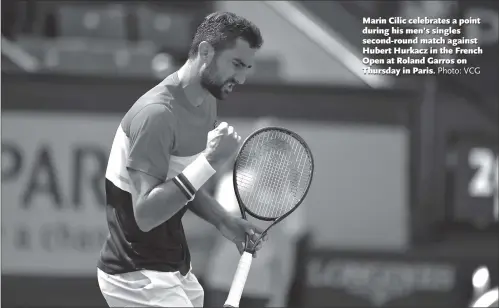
left=1, top=1, right=498, bottom=307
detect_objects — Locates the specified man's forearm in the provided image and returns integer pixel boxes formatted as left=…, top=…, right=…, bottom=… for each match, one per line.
left=188, top=189, right=231, bottom=229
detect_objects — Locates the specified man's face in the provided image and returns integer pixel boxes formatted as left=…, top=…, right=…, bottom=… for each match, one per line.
left=200, top=38, right=257, bottom=100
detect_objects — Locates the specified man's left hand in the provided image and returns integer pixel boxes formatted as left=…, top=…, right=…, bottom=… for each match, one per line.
left=217, top=216, right=268, bottom=257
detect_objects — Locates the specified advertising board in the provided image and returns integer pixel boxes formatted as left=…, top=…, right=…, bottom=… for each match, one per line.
left=2, top=112, right=118, bottom=275
left=304, top=249, right=498, bottom=307
left=2, top=112, right=410, bottom=276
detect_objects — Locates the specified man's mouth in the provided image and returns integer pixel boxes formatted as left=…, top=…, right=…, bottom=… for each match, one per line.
left=224, top=82, right=235, bottom=92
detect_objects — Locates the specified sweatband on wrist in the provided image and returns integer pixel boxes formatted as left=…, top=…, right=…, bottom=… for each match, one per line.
left=182, top=154, right=216, bottom=190
left=173, top=154, right=216, bottom=201
left=172, top=176, right=195, bottom=201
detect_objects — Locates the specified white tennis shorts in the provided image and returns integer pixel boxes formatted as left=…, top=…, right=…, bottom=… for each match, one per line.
left=97, top=268, right=204, bottom=307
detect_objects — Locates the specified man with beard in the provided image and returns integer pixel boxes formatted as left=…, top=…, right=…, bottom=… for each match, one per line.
left=97, top=12, right=265, bottom=307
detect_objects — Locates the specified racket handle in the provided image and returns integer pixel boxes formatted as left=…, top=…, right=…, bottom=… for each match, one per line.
left=223, top=251, right=253, bottom=308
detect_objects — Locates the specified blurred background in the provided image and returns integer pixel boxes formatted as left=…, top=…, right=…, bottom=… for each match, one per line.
left=1, top=0, right=498, bottom=307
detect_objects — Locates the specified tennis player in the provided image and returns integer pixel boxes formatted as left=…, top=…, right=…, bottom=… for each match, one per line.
left=97, top=12, right=265, bottom=307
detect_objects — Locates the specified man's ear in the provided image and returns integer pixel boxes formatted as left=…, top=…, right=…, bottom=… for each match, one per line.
left=198, top=41, right=215, bottom=64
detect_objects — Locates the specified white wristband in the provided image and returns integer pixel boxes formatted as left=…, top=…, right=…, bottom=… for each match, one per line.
left=182, top=154, right=216, bottom=190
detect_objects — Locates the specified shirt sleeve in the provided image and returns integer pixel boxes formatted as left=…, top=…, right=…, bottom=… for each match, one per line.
left=126, top=104, right=175, bottom=181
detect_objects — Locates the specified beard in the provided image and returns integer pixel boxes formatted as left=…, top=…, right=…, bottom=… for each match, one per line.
left=200, top=62, right=231, bottom=100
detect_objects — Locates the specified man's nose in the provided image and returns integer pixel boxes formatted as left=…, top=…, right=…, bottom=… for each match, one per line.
left=234, top=72, right=246, bottom=85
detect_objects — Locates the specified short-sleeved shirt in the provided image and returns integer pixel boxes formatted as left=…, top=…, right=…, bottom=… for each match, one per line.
left=97, top=72, right=217, bottom=276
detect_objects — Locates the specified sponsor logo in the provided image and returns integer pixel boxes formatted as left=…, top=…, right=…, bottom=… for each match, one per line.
left=307, top=258, right=455, bottom=306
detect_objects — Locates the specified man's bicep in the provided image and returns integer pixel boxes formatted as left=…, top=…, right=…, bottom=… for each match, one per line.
left=128, top=168, right=163, bottom=207
left=126, top=105, right=175, bottom=181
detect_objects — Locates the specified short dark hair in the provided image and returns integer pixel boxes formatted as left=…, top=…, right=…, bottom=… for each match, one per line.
left=188, top=12, right=263, bottom=58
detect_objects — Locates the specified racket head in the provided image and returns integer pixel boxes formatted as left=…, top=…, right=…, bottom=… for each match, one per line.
left=232, top=126, right=314, bottom=223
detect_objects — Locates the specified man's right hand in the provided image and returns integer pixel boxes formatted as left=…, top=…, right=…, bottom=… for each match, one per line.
left=203, top=122, right=241, bottom=166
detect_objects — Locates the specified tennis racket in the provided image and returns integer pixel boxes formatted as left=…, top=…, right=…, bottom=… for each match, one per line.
left=223, top=126, right=314, bottom=308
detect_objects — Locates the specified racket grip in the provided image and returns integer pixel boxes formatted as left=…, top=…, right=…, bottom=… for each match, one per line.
left=223, top=251, right=253, bottom=308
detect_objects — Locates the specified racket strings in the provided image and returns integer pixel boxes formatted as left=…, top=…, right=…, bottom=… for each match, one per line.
left=267, top=132, right=298, bottom=217
left=256, top=131, right=288, bottom=215
left=249, top=132, right=290, bottom=216
left=235, top=130, right=313, bottom=219
left=258, top=147, right=288, bottom=216
left=280, top=138, right=305, bottom=216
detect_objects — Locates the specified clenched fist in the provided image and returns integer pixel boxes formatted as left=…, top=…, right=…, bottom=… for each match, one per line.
left=203, top=122, right=241, bottom=167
